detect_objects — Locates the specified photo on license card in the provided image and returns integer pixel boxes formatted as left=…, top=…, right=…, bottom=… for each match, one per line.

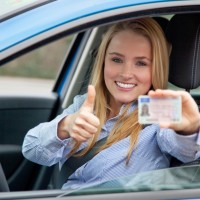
left=138, top=95, right=182, bottom=124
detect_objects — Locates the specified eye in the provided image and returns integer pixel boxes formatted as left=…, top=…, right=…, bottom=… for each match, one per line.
left=136, top=61, right=147, bottom=67
left=112, top=57, right=123, bottom=63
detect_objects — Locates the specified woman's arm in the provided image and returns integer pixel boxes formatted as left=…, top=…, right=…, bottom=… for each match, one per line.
left=57, top=85, right=100, bottom=142
left=148, top=89, right=200, bottom=134
left=22, top=94, right=86, bottom=166
left=150, top=89, right=200, bottom=162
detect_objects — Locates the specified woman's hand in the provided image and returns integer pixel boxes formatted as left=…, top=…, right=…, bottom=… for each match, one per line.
left=148, top=89, right=200, bottom=135
left=58, top=85, right=100, bottom=141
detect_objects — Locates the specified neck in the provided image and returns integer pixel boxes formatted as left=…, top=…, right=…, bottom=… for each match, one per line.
left=107, top=109, right=119, bottom=119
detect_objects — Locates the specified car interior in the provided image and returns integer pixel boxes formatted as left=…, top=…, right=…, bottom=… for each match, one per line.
left=50, top=13, right=200, bottom=189
left=0, top=163, right=9, bottom=192
left=1, top=11, right=200, bottom=195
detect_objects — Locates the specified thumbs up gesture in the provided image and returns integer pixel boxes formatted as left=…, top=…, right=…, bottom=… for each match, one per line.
left=58, top=85, right=100, bottom=142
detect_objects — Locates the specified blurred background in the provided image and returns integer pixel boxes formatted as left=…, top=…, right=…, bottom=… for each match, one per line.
left=0, top=35, right=74, bottom=93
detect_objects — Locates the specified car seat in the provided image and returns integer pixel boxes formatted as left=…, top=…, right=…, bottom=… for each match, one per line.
left=153, top=16, right=169, bottom=34
left=166, top=13, right=200, bottom=166
left=166, top=13, right=200, bottom=91
left=0, top=163, right=10, bottom=192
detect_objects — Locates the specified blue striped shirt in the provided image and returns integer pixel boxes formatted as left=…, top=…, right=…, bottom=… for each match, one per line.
left=22, top=94, right=200, bottom=190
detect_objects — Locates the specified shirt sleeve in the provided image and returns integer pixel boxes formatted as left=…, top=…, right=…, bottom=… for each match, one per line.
left=157, top=128, right=200, bottom=163
left=22, top=94, right=86, bottom=166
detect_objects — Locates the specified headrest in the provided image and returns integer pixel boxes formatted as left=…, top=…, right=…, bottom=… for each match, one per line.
left=166, top=14, right=200, bottom=90
left=153, top=17, right=169, bottom=34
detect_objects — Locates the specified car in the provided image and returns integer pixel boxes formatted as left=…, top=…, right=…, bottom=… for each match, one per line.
left=1, top=0, right=200, bottom=199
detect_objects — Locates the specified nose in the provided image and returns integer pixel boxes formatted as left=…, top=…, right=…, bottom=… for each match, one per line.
left=120, top=62, right=134, bottom=79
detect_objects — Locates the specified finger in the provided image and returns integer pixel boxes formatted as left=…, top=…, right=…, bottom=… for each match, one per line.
left=81, top=85, right=96, bottom=113
left=70, top=133, right=88, bottom=142
left=148, top=89, right=180, bottom=98
left=78, top=111, right=100, bottom=127
left=75, top=117, right=99, bottom=133
left=78, top=128, right=94, bottom=139
left=150, top=90, right=197, bottom=111
left=159, top=120, right=185, bottom=131
left=70, top=126, right=94, bottom=140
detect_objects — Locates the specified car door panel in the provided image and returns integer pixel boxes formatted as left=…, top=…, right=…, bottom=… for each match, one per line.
left=0, top=93, right=58, bottom=191
left=0, top=26, right=90, bottom=191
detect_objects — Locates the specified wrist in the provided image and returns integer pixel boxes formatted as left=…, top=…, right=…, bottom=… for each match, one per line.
left=180, top=115, right=200, bottom=135
left=57, top=116, right=70, bottom=140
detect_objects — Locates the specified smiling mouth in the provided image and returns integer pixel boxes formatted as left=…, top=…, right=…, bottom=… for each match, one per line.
left=116, top=81, right=136, bottom=89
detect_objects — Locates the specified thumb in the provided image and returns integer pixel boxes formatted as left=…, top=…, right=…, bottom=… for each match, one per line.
left=81, top=85, right=96, bottom=112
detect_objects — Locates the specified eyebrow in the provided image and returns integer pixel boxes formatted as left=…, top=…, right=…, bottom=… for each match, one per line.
left=108, top=52, right=124, bottom=57
left=108, top=52, right=152, bottom=61
left=136, top=56, right=152, bottom=61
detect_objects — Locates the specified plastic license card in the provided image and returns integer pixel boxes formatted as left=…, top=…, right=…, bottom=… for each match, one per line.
left=138, top=95, right=182, bottom=124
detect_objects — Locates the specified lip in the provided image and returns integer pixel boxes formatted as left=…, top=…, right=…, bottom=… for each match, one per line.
left=115, top=81, right=136, bottom=90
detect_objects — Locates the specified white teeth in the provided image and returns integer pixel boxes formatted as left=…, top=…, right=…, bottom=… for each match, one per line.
left=116, top=82, right=135, bottom=89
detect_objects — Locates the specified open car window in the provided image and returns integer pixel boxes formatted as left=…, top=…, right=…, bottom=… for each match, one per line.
left=0, top=34, right=74, bottom=94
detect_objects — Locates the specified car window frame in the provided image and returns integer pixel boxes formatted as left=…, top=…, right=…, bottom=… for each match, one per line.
left=0, top=0, right=55, bottom=23
left=1, top=1, right=200, bottom=64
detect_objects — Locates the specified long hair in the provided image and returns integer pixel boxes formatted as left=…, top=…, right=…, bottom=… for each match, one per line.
left=68, top=18, right=169, bottom=163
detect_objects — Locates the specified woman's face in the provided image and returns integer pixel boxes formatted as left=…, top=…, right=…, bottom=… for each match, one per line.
left=104, top=29, right=152, bottom=110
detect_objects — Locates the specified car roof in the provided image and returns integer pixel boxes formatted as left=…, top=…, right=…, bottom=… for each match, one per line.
left=0, top=0, right=197, bottom=61
left=0, top=0, right=50, bottom=21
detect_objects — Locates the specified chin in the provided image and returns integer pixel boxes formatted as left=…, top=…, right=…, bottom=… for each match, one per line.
left=119, top=99, right=135, bottom=104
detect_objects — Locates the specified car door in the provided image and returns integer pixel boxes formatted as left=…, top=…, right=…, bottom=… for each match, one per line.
left=0, top=27, right=91, bottom=191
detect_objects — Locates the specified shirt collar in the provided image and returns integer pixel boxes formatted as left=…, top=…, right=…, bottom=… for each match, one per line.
left=119, top=100, right=138, bottom=115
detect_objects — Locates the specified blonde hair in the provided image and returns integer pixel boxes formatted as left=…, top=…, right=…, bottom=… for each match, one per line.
left=69, top=18, right=169, bottom=164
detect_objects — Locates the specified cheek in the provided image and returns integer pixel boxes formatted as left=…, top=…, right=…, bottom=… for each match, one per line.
left=104, top=61, right=116, bottom=81
left=104, top=64, right=110, bottom=87
left=139, top=69, right=152, bottom=85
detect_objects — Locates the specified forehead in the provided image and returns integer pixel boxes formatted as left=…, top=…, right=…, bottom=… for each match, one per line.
left=110, top=29, right=150, bottom=44
left=107, top=29, right=151, bottom=54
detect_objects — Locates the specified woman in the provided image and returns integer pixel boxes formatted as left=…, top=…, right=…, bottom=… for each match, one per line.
left=22, top=18, right=200, bottom=190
